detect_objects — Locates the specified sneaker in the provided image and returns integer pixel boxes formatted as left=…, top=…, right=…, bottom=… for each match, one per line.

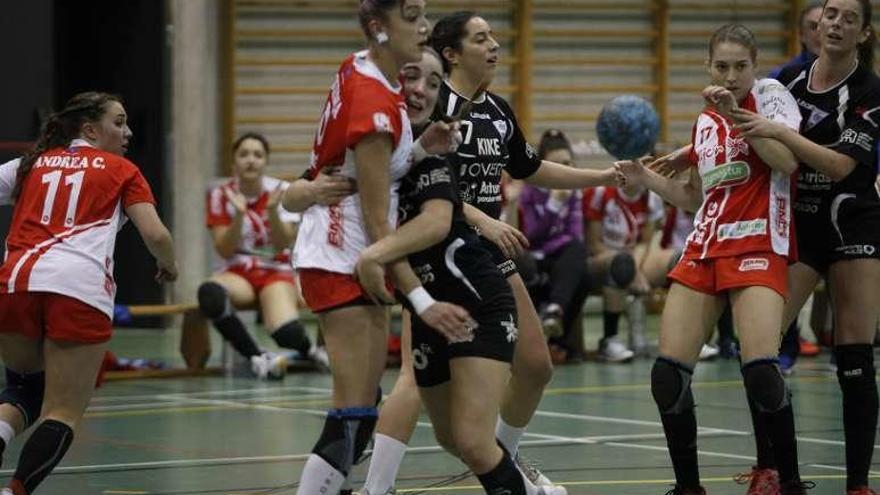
left=698, top=344, right=719, bottom=361
left=308, top=345, right=331, bottom=373
left=718, top=338, right=740, bottom=359
left=516, top=453, right=556, bottom=487
left=540, top=303, right=564, bottom=339
left=798, top=337, right=820, bottom=357
left=664, top=486, right=707, bottom=495
left=537, top=486, right=568, bottom=495
left=847, top=487, right=879, bottom=495
left=780, top=480, right=814, bottom=495
left=734, top=466, right=779, bottom=495
left=250, top=352, right=287, bottom=380
left=598, top=336, right=634, bottom=363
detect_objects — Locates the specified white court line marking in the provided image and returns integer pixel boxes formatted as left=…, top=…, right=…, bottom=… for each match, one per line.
left=91, top=385, right=331, bottom=402
left=87, top=393, right=330, bottom=412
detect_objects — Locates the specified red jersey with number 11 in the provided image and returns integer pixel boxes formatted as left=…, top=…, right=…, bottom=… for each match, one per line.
left=0, top=140, right=155, bottom=319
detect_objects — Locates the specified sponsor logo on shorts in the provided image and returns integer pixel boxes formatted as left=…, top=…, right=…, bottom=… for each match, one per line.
left=702, top=161, right=751, bottom=191
left=501, top=314, right=518, bottom=343
left=412, top=344, right=433, bottom=370
left=837, top=244, right=877, bottom=256
left=717, top=218, right=768, bottom=241
left=738, top=257, right=769, bottom=272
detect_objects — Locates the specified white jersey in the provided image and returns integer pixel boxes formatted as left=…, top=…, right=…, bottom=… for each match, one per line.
left=293, top=50, right=413, bottom=274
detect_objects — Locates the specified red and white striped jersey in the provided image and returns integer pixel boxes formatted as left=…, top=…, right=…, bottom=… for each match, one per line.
left=0, top=140, right=155, bottom=318
left=206, top=176, right=300, bottom=272
left=294, top=50, right=413, bottom=274
left=583, top=186, right=664, bottom=250
left=684, top=78, right=801, bottom=261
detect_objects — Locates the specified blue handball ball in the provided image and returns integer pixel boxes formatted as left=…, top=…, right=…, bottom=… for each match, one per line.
left=596, top=95, right=660, bottom=160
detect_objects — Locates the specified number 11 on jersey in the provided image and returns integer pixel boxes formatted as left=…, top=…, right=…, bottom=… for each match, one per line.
left=40, top=170, right=84, bottom=227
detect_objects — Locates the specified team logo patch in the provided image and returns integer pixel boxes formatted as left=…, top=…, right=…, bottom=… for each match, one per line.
left=412, top=344, right=433, bottom=370
left=373, top=112, right=393, bottom=133
left=492, top=120, right=508, bottom=138
left=738, top=257, right=769, bottom=272
left=501, top=314, right=518, bottom=343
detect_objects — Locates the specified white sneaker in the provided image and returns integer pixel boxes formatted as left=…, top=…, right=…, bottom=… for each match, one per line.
left=308, top=345, right=331, bottom=373
left=537, top=486, right=568, bottom=495
left=250, top=352, right=287, bottom=380
left=598, top=336, right=634, bottom=362
left=698, top=344, right=719, bottom=361
left=626, top=297, right=649, bottom=357
left=515, top=453, right=553, bottom=486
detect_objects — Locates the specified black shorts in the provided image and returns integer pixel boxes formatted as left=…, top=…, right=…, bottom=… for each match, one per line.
left=410, top=293, right=517, bottom=387
left=478, top=236, right=518, bottom=278
left=795, top=192, right=880, bottom=273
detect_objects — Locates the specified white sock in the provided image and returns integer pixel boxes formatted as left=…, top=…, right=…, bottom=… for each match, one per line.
left=296, top=454, right=346, bottom=495
left=495, top=417, right=526, bottom=457
left=0, top=420, right=14, bottom=448
left=362, top=433, right=407, bottom=494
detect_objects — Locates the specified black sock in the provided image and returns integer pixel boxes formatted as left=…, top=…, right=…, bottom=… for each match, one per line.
left=835, top=344, right=878, bottom=489
left=747, top=394, right=776, bottom=469
left=0, top=437, right=5, bottom=468
left=475, top=448, right=527, bottom=495
left=602, top=311, right=621, bottom=340
left=213, top=314, right=261, bottom=358
left=12, top=419, right=74, bottom=494
left=270, top=319, right=311, bottom=355
left=659, top=409, right=700, bottom=489
left=763, top=403, right=799, bottom=483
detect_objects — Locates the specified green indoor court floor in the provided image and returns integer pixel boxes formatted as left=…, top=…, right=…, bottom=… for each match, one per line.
left=1, top=315, right=875, bottom=495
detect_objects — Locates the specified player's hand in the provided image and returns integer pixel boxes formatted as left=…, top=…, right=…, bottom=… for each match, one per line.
left=222, top=186, right=248, bottom=213
left=419, top=120, right=463, bottom=155
left=420, top=301, right=478, bottom=343
left=702, top=85, right=738, bottom=116
left=310, top=172, right=357, bottom=206
left=614, top=159, right=647, bottom=188
left=354, top=254, right=395, bottom=304
left=155, top=260, right=178, bottom=283
left=646, top=146, right=691, bottom=178
left=732, top=108, right=787, bottom=139
left=479, top=216, right=529, bottom=259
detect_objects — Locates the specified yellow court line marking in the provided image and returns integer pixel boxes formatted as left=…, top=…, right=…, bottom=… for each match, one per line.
left=395, top=472, right=880, bottom=492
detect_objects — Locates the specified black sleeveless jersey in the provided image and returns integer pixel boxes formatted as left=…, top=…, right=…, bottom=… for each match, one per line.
left=436, top=81, right=542, bottom=220
left=776, top=61, right=880, bottom=211
left=397, top=156, right=509, bottom=308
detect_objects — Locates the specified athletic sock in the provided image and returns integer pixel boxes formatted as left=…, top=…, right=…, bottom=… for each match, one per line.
left=763, top=403, right=799, bottom=483
left=495, top=417, right=526, bottom=457
left=213, top=314, right=261, bottom=358
left=747, top=394, right=776, bottom=469
left=296, top=454, right=346, bottom=495
left=476, top=448, right=529, bottom=495
left=362, top=433, right=407, bottom=494
left=602, top=311, right=621, bottom=340
left=11, top=420, right=74, bottom=494
left=270, top=319, right=312, bottom=355
left=835, top=344, right=878, bottom=489
left=659, top=407, right=701, bottom=489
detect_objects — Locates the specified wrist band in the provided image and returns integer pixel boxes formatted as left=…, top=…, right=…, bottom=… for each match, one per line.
left=406, top=286, right=436, bottom=315
left=411, top=138, right=429, bottom=164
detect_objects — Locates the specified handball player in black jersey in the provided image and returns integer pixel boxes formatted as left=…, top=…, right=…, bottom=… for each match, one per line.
left=428, top=13, right=619, bottom=485
left=733, top=1, right=880, bottom=493
left=355, top=46, right=564, bottom=495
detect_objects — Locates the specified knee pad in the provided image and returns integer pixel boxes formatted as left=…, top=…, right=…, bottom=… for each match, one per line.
left=197, top=282, right=231, bottom=320
left=270, top=319, right=311, bottom=355
left=312, top=407, right=378, bottom=475
left=651, top=357, right=694, bottom=414
left=835, top=344, right=876, bottom=389
left=742, top=358, right=790, bottom=413
left=607, top=252, right=636, bottom=289
left=0, top=368, right=45, bottom=427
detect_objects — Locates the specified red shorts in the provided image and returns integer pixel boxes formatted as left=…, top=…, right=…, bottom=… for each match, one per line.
left=298, top=269, right=390, bottom=313
left=668, top=252, right=788, bottom=298
left=226, top=266, right=296, bottom=293
left=0, top=292, right=112, bottom=343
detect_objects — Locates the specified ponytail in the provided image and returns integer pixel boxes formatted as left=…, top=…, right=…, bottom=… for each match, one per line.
left=13, top=92, right=121, bottom=200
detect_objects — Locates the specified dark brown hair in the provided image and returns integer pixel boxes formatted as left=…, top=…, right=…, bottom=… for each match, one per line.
left=232, top=132, right=270, bottom=156
left=708, top=24, right=758, bottom=63
left=537, top=129, right=572, bottom=161
left=358, top=0, right=404, bottom=40
left=14, top=91, right=122, bottom=200
left=428, top=11, right=479, bottom=74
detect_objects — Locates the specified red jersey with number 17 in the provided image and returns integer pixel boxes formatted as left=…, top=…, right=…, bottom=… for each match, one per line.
left=683, top=78, right=801, bottom=261
left=0, top=140, right=155, bottom=319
